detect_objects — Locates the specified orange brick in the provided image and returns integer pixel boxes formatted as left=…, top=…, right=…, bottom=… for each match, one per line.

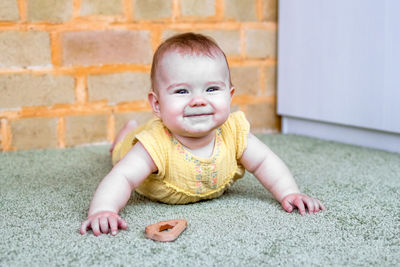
left=199, top=29, right=241, bottom=57
left=61, top=30, right=153, bottom=66
left=88, top=72, right=150, bottom=104
left=264, top=0, right=277, bottom=22
left=225, top=0, right=257, bottom=21
left=245, top=102, right=279, bottom=131
left=65, top=114, right=108, bottom=146
left=264, top=65, right=276, bottom=96
left=0, top=74, right=75, bottom=109
left=231, top=66, right=260, bottom=95
left=133, top=0, right=172, bottom=20
left=114, top=111, right=154, bottom=134
left=81, top=0, right=124, bottom=16
left=162, top=29, right=241, bottom=57
left=0, top=31, right=51, bottom=68
left=27, top=0, right=73, bottom=23
left=181, top=0, right=215, bottom=17
left=10, top=117, right=58, bottom=150
left=0, top=1, right=19, bottom=21
left=245, top=29, right=276, bottom=58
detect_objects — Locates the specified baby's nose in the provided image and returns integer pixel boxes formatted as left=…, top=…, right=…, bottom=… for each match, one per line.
left=188, top=95, right=207, bottom=107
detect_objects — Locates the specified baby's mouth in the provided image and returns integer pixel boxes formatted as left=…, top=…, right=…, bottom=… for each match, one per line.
left=183, top=107, right=214, bottom=118
left=184, top=113, right=213, bottom=117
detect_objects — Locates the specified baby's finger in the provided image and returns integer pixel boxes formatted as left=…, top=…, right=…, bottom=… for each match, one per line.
left=294, top=198, right=306, bottom=216
left=91, top=219, right=101, bottom=236
left=311, top=199, right=320, bottom=213
left=99, top=217, right=109, bottom=234
left=316, top=199, right=326, bottom=211
left=281, top=199, right=294, bottom=213
left=80, top=220, right=90, bottom=235
left=118, top=217, right=128, bottom=230
left=109, top=216, right=119, bottom=236
left=304, top=198, right=315, bottom=214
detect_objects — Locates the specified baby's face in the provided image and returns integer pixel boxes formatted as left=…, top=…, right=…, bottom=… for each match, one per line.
left=151, top=50, right=233, bottom=138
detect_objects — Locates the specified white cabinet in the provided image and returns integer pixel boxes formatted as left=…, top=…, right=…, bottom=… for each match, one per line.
left=277, top=0, right=400, bottom=153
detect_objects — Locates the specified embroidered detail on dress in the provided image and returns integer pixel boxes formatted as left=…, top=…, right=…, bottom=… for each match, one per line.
left=165, top=128, right=172, bottom=137
left=169, top=128, right=223, bottom=194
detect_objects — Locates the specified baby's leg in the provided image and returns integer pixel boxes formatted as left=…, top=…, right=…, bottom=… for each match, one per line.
left=110, top=120, right=138, bottom=154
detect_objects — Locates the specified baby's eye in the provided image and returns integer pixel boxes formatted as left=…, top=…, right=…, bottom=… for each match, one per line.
left=206, top=87, right=219, bottom=93
left=174, top=89, right=189, bottom=94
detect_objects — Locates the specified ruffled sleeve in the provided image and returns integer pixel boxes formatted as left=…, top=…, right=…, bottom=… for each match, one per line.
left=223, top=111, right=250, bottom=160
left=135, top=119, right=168, bottom=179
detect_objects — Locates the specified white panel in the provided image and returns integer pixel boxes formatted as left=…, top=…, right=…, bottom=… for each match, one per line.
left=277, top=0, right=400, bottom=134
left=282, top=116, right=400, bottom=154
left=383, top=1, right=400, bottom=130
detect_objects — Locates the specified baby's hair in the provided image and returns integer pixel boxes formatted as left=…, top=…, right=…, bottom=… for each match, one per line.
left=150, top=32, right=233, bottom=92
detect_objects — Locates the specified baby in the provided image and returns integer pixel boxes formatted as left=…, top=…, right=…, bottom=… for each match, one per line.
left=80, top=32, right=325, bottom=236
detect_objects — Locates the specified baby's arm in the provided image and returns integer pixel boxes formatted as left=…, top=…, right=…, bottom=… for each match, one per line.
left=80, top=142, right=157, bottom=236
left=240, top=133, right=325, bottom=215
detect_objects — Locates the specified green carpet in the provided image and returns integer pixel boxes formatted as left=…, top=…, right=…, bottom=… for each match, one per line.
left=1, top=134, right=399, bottom=266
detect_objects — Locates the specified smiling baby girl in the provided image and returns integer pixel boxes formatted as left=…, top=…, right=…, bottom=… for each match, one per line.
left=80, top=32, right=325, bottom=236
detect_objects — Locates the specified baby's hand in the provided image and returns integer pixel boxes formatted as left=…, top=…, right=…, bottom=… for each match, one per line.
left=80, top=211, right=128, bottom=236
left=281, top=193, right=325, bottom=215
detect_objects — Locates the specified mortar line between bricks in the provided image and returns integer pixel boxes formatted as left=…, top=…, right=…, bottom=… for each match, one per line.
left=0, top=119, right=12, bottom=151
left=72, top=0, right=82, bottom=19
left=256, top=0, right=265, bottom=21
left=0, top=101, right=153, bottom=120
left=74, top=75, right=88, bottom=104
left=215, top=0, right=225, bottom=20
left=123, top=0, right=134, bottom=22
left=50, top=32, right=62, bottom=67
left=17, top=0, right=27, bottom=22
left=57, top=117, right=66, bottom=148
left=0, top=59, right=275, bottom=75
left=0, top=95, right=274, bottom=121
left=172, top=0, right=181, bottom=21
left=151, top=27, right=163, bottom=54
left=0, top=65, right=151, bottom=75
left=0, top=21, right=276, bottom=32
left=107, top=114, right=115, bottom=143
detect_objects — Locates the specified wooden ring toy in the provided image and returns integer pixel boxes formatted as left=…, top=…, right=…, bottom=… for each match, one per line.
left=145, top=219, right=187, bottom=242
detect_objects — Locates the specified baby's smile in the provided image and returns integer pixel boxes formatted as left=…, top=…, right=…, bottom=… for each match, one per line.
left=183, top=107, right=215, bottom=126
left=183, top=106, right=214, bottom=117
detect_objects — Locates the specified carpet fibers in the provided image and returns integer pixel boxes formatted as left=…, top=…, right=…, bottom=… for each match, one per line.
left=1, top=134, right=399, bottom=266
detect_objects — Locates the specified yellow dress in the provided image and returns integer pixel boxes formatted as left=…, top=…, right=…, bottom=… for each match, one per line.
left=112, top=111, right=250, bottom=204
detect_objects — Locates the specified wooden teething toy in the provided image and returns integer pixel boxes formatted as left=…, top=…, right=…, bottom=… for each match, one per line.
left=145, top=219, right=187, bottom=242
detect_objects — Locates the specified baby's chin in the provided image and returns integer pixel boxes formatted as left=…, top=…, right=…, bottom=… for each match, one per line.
left=181, top=120, right=218, bottom=133
left=177, top=125, right=220, bottom=138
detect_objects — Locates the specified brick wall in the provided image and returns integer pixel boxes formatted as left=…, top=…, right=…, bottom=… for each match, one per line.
left=0, top=0, right=279, bottom=151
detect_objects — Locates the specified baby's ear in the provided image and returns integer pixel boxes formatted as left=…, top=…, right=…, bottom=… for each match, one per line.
left=148, top=91, right=161, bottom=118
left=230, top=87, right=235, bottom=98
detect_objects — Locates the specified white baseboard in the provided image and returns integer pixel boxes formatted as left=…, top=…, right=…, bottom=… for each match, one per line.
left=282, top=116, right=400, bottom=154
